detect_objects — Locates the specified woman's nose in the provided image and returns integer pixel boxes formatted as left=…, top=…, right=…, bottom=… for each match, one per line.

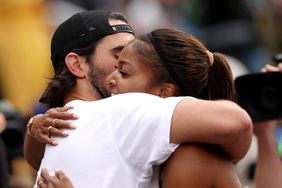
left=108, top=78, right=117, bottom=88
left=107, top=72, right=117, bottom=88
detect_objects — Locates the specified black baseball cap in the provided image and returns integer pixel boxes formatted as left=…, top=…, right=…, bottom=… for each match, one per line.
left=51, top=10, right=134, bottom=75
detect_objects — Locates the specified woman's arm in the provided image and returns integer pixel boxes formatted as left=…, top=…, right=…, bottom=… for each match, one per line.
left=170, top=98, right=253, bottom=162
left=24, top=106, right=78, bottom=170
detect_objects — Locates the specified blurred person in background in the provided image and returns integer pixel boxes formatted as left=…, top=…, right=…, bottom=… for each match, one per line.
left=252, top=63, right=282, bottom=188
left=175, top=0, right=270, bottom=73
left=234, top=62, right=282, bottom=188
left=124, top=0, right=183, bottom=34
left=253, top=120, right=282, bottom=188
left=47, top=0, right=128, bottom=27
left=0, top=90, right=29, bottom=187
left=270, top=0, right=282, bottom=49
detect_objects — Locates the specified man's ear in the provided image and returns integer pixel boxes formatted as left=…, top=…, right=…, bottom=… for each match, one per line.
left=158, top=83, right=176, bottom=98
left=65, top=52, right=86, bottom=78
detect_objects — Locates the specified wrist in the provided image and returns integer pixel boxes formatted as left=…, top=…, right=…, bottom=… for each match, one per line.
left=26, top=114, right=40, bottom=136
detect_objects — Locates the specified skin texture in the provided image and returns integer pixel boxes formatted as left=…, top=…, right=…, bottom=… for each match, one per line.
left=108, top=44, right=160, bottom=95
left=162, top=143, right=242, bottom=188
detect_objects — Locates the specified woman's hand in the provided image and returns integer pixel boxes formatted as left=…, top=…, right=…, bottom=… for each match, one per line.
left=37, top=168, right=73, bottom=188
left=28, top=106, right=78, bottom=146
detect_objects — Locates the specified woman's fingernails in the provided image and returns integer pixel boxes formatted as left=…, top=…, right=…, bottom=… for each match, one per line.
left=70, top=124, right=77, bottom=129
left=73, top=114, right=80, bottom=118
left=62, top=131, right=69, bottom=136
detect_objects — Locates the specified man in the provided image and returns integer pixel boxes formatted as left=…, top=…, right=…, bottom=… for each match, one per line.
left=24, top=10, right=135, bottom=169
left=24, top=10, right=252, bottom=187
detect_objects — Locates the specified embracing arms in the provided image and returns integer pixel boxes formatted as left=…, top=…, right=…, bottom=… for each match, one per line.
left=170, top=98, right=253, bottom=162
left=24, top=98, right=252, bottom=169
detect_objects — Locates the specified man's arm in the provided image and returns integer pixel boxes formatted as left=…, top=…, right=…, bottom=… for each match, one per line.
left=170, top=98, right=253, bottom=162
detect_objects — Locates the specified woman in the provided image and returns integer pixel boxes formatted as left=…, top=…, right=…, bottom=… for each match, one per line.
left=35, top=28, right=248, bottom=188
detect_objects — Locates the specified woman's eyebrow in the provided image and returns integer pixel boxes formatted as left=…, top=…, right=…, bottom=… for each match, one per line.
left=119, top=59, right=133, bottom=67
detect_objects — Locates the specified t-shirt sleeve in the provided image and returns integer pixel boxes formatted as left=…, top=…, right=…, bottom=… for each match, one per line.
left=106, top=93, right=189, bottom=177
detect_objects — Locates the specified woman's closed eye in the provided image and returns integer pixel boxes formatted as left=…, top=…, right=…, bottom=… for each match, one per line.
left=114, top=64, right=128, bottom=77
left=118, top=69, right=128, bottom=77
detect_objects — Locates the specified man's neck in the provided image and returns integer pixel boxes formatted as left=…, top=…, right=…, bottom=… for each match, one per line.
left=63, top=81, right=103, bottom=105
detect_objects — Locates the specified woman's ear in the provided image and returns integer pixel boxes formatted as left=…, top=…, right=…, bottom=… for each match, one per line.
left=158, top=83, right=176, bottom=98
left=65, top=52, right=86, bottom=78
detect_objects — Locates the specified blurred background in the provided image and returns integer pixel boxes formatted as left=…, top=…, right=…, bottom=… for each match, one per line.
left=0, top=0, right=281, bottom=187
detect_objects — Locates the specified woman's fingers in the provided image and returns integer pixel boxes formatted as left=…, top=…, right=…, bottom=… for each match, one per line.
left=46, top=106, right=79, bottom=121
left=47, top=118, right=77, bottom=131
left=28, top=106, right=79, bottom=145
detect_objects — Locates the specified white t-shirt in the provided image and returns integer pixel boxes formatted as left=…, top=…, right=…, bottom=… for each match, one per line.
left=36, top=93, right=189, bottom=188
